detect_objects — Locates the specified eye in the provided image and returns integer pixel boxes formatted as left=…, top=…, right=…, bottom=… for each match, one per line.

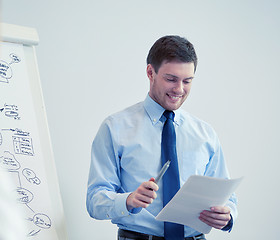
left=183, top=79, right=192, bottom=84
left=165, top=77, right=176, bottom=82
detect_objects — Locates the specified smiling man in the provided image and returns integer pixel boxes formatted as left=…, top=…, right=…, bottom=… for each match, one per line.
left=147, top=61, right=194, bottom=111
left=87, top=35, right=237, bottom=240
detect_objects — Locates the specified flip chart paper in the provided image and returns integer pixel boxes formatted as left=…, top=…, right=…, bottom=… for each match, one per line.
left=0, top=41, right=59, bottom=239
left=155, top=175, right=243, bottom=234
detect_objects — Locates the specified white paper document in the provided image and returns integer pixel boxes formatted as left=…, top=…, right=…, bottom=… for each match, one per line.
left=155, top=175, right=243, bottom=234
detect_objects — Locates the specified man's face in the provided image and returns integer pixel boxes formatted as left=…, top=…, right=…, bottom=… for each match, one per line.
left=147, top=61, right=195, bottom=111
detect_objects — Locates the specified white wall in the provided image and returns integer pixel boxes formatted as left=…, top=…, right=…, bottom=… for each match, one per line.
left=2, top=1, right=280, bottom=239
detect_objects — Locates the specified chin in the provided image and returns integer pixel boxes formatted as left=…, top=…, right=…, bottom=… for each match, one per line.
left=165, top=104, right=181, bottom=111
left=164, top=100, right=184, bottom=111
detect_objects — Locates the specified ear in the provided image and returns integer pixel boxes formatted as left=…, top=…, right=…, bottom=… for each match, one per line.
left=146, top=64, right=155, bottom=82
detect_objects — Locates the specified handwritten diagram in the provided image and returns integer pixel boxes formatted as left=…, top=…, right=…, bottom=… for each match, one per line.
left=0, top=141, right=51, bottom=237
left=0, top=53, right=21, bottom=83
left=23, top=168, right=41, bottom=185
left=28, top=214, right=52, bottom=236
left=13, top=132, right=34, bottom=156
left=0, top=150, right=21, bottom=171
left=0, top=41, right=60, bottom=239
left=1, top=128, right=34, bottom=156
left=0, top=103, right=21, bottom=120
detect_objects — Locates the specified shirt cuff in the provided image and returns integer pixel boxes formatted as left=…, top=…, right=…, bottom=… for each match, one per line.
left=114, top=192, right=131, bottom=217
left=114, top=192, right=142, bottom=217
left=221, top=214, right=233, bottom=232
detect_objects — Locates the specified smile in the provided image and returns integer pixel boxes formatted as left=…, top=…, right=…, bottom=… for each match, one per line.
left=167, top=94, right=182, bottom=100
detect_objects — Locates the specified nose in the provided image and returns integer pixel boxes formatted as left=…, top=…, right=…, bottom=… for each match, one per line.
left=173, top=81, right=184, bottom=94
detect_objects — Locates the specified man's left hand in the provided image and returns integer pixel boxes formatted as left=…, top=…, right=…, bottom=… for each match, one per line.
left=199, top=206, right=231, bottom=229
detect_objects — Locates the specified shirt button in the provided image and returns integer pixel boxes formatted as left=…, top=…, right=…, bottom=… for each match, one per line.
left=153, top=118, right=157, bottom=122
left=121, top=211, right=124, bottom=215
left=106, top=214, right=109, bottom=218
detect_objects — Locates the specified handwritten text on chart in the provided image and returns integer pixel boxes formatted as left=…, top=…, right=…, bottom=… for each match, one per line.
left=0, top=53, right=21, bottom=83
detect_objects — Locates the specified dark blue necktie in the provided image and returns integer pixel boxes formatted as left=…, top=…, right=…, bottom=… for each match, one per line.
left=161, top=110, right=184, bottom=240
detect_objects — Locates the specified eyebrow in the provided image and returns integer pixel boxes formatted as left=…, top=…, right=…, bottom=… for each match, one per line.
left=164, top=74, right=194, bottom=80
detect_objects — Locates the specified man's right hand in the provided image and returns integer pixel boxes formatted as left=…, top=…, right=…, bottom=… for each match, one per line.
left=126, top=177, right=159, bottom=211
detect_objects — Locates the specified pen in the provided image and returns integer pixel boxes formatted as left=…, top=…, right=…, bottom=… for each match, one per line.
left=154, top=160, right=171, bottom=184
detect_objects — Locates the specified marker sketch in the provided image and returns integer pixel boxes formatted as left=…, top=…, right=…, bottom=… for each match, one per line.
left=2, top=128, right=35, bottom=156
left=2, top=128, right=30, bottom=136
left=0, top=53, right=21, bottom=83
left=0, top=42, right=56, bottom=238
left=33, top=213, right=51, bottom=229
left=0, top=151, right=21, bottom=171
left=0, top=129, right=52, bottom=237
left=13, top=136, right=34, bottom=156
left=22, top=168, right=41, bottom=185
left=15, top=187, right=34, bottom=204
left=0, top=103, right=21, bottom=120
left=27, top=213, right=52, bottom=236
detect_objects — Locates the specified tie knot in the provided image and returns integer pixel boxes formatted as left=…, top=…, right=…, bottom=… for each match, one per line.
left=163, top=110, right=175, bottom=121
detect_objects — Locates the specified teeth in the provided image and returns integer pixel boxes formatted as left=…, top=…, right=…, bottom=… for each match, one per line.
left=170, top=95, right=180, bottom=99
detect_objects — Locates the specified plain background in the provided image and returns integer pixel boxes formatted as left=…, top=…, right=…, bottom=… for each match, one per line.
left=1, top=1, right=280, bottom=239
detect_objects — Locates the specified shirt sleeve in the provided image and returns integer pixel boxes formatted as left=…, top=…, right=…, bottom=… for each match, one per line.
left=221, top=214, right=233, bottom=232
left=203, top=130, right=238, bottom=231
left=86, top=117, right=132, bottom=220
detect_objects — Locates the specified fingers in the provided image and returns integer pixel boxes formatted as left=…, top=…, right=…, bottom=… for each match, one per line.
left=138, top=181, right=158, bottom=199
left=126, top=180, right=159, bottom=211
left=144, top=179, right=159, bottom=192
left=199, top=206, right=231, bottom=229
left=210, top=206, right=231, bottom=214
left=128, top=191, right=155, bottom=209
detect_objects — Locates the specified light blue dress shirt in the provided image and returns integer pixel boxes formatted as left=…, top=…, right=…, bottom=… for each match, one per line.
left=87, top=94, right=237, bottom=237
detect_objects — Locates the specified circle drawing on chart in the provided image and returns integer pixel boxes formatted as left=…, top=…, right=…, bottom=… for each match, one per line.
left=0, top=53, right=21, bottom=83
left=22, top=168, right=41, bottom=185
left=5, top=110, right=19, bottom=118
left=0, top=151, right=21, bottom=171
left=33, top=213, right=51, bottom=229
left=15, top=187, right=34, bottom=204
left=0, top=60, right=13, bottom=81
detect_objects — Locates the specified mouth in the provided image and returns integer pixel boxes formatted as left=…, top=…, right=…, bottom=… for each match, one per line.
left=167, top=94, right=182, bottom=101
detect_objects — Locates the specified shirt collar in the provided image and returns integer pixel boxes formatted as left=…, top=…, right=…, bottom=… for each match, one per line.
left=144, top=94, right=181, bottom=126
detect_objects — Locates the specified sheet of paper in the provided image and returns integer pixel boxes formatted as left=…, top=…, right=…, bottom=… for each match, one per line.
left=155, top=175, right=243, bottom=234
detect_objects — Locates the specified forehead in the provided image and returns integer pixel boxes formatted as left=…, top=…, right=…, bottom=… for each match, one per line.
left=158, top=61, right=195, bottom=76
